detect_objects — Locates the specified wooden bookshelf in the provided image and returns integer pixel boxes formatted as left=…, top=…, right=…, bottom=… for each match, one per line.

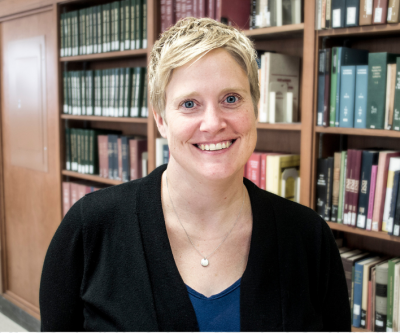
left=61, top=114, right=148, bottom=123
left=60, top=48, right=148, bottom=62
left=243, top=23, right=304, bottom=39
left=257, top=122, right=302, bottom=131
left=318, top=23, right=400, bottom=37
left=62, top=170, right=124, bottom=185
left=315, top=126, right=400, bottom=138
left=352, top=326, right=368, bottom=332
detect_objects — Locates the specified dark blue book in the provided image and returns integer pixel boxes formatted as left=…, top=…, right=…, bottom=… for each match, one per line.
left=121, top=136, right=130, bottom=182
left=107, top=134, right=118, bottom=179
left=334, top=48, right=369, bottom=126
left=356, top=151, right=379, bottom=229
left=162, top=144, right=169, bottom=164
left=345, top=0, right=360, bottom=27
left=353, top=257, right=376, bottom=327
left=332, top=0, right=346, bottom=28
left=339, top=65, right=356, bottom=127
left=354, top=65, right=369, bottom=128
left=317, top=49, right=326, bottom=126
left=388, top=171, right=400, bottom=235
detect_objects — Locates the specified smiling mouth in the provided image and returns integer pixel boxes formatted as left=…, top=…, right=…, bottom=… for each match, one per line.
left=194, top=139, right=236, bottom=151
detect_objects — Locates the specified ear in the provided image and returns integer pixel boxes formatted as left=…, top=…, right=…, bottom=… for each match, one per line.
left=153, top=108, right=168, bottom=138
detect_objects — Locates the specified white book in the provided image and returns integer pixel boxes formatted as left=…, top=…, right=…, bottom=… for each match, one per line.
left=125, top=40, right=130, bottom=50
left=142, top=152, right=148, bottom=177
left=286, top=92, right=293, bottom=123
left=382, top=157, right=400, bottom=232
left=276, top=0, right=283, bottom=26
left=269, top=91, right=276, bottom=123
left=87, top=106, right=93, bottom=116
left=393, top=262, right=400, bottom=332
left=156, top=138, right=168, bottom=167
left=269, top=82, right=288, bottom=123
left=315, top=0, right=322, bottom=30
left=143, top=39, right=148, bottom=49
left=259, top=54, right=267, bottom=122
left=291, top=0, right=301, bottom=24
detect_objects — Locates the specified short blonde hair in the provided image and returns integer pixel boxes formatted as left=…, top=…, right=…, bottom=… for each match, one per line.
left=149, top=17, right=260, bottom=118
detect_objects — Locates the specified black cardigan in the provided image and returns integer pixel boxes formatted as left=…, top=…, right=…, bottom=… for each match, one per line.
left=39, top=164, right=351, bottom=331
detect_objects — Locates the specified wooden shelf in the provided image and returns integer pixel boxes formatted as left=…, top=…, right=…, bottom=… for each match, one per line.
left=257, top=122, right=302, bottom=131
left=243, top=23, right=304, bottom=39
left=351, top=326, right=368, bottom=332
left=315, top=126, right=400, bottom=138
left=62, top=170, right=123, bottom=186
left=327, top=222, right=400, bottom=242
left=60, top=48, right=147, bottom=62
left=61, top=114, right=148, bottom=123
left=318, top=23, right=400, bottom=38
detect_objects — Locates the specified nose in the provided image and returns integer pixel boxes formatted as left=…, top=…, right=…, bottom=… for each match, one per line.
left=199, top=102, right=227, bottom=134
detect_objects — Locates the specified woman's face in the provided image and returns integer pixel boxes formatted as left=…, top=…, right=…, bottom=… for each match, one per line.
left=155, top=48, right=257, bottom=181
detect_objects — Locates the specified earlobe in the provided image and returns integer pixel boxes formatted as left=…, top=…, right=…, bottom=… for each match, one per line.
left=153, top=109, right=167, bottom=138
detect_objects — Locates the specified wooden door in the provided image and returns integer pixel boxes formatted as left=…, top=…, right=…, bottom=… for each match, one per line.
left=0, top=8, right=60, bottom=320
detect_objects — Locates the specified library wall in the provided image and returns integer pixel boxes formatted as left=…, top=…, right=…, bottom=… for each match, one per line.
left=0, top=8, right=60, bottom=319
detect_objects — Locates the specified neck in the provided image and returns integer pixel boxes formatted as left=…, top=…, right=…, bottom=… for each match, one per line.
left=163, top=157, right=246, bottom=232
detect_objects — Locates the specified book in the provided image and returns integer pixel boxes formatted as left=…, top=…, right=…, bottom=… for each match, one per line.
left=371, top=266, right=377, bottom=331
left=345, top=0, right=360, bottom=26
left=156, top=138, right=168, bottom=167
left=382, top=157, right=400, bottom=232
left=388, top=0, right=400, bottom=23
left=372, top=151, right=400, bottom=231
left=331, top=0, right=346, bottom=28
left=350, top=150, right=363, bottom=227
left=214, top=0, right=250, bottom=29
left=394, top=178, right=400, bottom=236
left=357, top=151, right=379, bottom=229
left=342, top=250, right=369, bottom=304
left=360, top=0, right=374, bottom=25
left=373, top=0, right=388, bottom=24
left=317, top=49, right=326, bottom=126
left=375, top=261, right=389, bottom=332
left=129, top=139, right=147, bottom=180
left=354, top=65, right=369, bottom=128
left=281, top=166, right=300, bottom=202
left=392, top=261, right=400, bottom=331
left=385, top=63, right=397, bottom=130
left=98, top=135, right=108, bottom=178
left=337, top=151, right=347, bottom=223
left=344, top=149, right=354, bottom=225
left=367, top=165, right=378, bottom=230
left=366, top=53, right=400, bottom=129
left=331, top=152, right=342, bottom=221
left=393, top=57, right=400, bottom=131
left=62, top=182, right=71, bottom=217
left=323, top=48, right=332, bottom=127
left=386, top=258, right=400, bottom=331
left=339, top=65, right=356, bottom=128
left=267, top=154, right=300, bottom=197
left=246, top=152, right=261, bottom=187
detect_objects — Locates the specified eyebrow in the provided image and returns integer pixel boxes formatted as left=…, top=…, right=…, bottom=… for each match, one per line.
left=172, top=87, right=248, bottom=103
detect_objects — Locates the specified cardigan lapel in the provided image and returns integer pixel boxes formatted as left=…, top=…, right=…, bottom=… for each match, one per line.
left=241, top=179, right=283, bottom=331
left=137, top=165, right=199, bottom=332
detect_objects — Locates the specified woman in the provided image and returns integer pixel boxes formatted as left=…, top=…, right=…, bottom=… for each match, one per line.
left=40, top=17, right=350, bottom=331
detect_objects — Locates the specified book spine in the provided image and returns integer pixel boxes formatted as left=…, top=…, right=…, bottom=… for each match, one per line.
left=337, top=151, right=347, bottom=223
left=323, top=48, right=331, bottom=127
left=339, top=65, right=356, bottom=128
left=331, top=0, right=346, bottom=28
left=354, top=65, right=369, bottom=128
left=130, top=140, right=138, bottom=180
left=260, top=154, right=266, bottom=190
left=122, top=137, right=129, bottom=182
left=351, top=150, right=363, bottom=227
left=331, top=152, right=341, bottom=221
left=317, top=49, right=326, bottom=126
left=366, top=165, right=378, bottom=230
left=321, top=0, right=327, bottom=28
left=367, top=280, right=373, bottom=330
left=335, top=47, right=343, bottom=126
left=326, top=0, right=332, bottom=27
left=383, top=159, right=400, bottom=233
left=373, top=0, right=388, bottom=24
left=143, top=0, right=147, bottom=48
left=386, top=259, right=399, bottom=331
left=118, top=138, right=123, bottom=180
left=393, top=58, right=400, bottom=131
left=324, top=157, right=334, bottom=220
left=344, top=150, right=354, bottom=225
left=330, top=47, right=338, bottom=126
left=393, top=175, right=400, bottom=236
left=120, top=2, right=125, bottom=51
left=359, top=0, right=373, bottom=25
left=353, top=262, right=364, bottom=327
left=131, top=0, right=136, bottom=49
left=316, top=158, right=327, bottom=218
left=62, top=182, right=71, bottom=217
left=345, top=0, right=360, bottom=26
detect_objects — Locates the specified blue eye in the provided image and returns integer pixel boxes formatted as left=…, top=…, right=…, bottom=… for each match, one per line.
left=226, top=96, right=237, bottom=103
left=184, top=101, right=195, bottom=108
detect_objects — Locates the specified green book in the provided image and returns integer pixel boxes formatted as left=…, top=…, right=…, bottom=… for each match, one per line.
left=136, top=0, right=142, bottom=49
left=130, top=0, right=136, bottom=50
left=79, top=9, right=86, bottom=55
left=119, top=68, right=125, bottom=117
left=109, top=68, right=115, bottom=117
left=71, top=11, right=78, bottom=56
left=329, top=47, right=338, bottom=127
left=71, top=72, right=76, bottom=115
left=114, top=68, right=120, bottom=117
left=124, top=0, right=131, bottom=50
left=102, top=4, right=111, bottom=52
left=67, top=71, right=72, bottom=114
left=120, top=2, right=125, bottom=51
left=66, top=12, right=72, bottom=56
left=366, top=52, right=400, bottom=129
left=90, top=7, right=95, bottom=54
left=93, top=6, right=98, bottom=54
left=86, top=70, right=94, bottom=116
left=101, top=69, right=108, bottom=116
left=81, top=71, right=87, bottom=115
left=85, top=129, right=90, bottom=174
left=63, top=71, right=68, bottom=113
left=111, top=2, right=116, bottom=51
left=142, top=0, right=147, bottom=48
left=77, top=71, right=82, bottom=115
left=386, top=258, right=400, bottom=331
left=60, top=13, right=65, bottom=57
left=124, top=68, right=132, bottom=117
left=94, top=70, right=102, bottom=116
left=337, top=151, right=347, bottom=223
left=70, top=128, right=77, bottom=171
left=137, top=67, right=145, bottom=117
left=130, top=68, right=137, bottom=116
left=142, top=70, right=148, bottom=117
left=393, top=57, right=400, bottom=131
left=65, top=127, right=71, bottom=170
left=76, top=129, right=82, bottom=173
left=96, top=6, right=103, bottom=53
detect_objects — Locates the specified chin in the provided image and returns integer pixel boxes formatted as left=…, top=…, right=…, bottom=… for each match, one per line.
left=193, top=163, right=241, bottom=181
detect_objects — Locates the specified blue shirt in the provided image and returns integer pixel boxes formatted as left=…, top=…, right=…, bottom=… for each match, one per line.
left=186, top=278, right=241, bottom=332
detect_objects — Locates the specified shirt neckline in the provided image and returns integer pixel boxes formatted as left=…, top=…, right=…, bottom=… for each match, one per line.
left=186, top=277, right=242, bottom=300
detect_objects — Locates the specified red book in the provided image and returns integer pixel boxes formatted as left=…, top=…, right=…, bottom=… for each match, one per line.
left=207, top=0, right=215, bottom=19
left=166, top=0, right=174, bottom=29
left=193, top=0, right=198, bottom=17
left=199, top=0, right=206, bottom=17
left=215, top=0, right=250, bottom=29
left=85, top=186, right=92, bottom=194
left=372, top=151, right=400, bottom=231
left=161, top=0, right=167, bottom=32
left=260, top=153, right=267, bottom=190
left=246, top=152, right=261, bottom=187
left=62, top=182, right=71, bottom=217
left=186, top=0, right=193, bottom=16
left=344, top=150, right=354, bottom=225
left=372, top=0, right=388, bottom=24
left=78, top=183, right=86, bottom=200
left=70, top=183, right=79, bottom=206
left=118, top=138, right=123, bottom=181
left=351, top=150, right=363, bottom=228
left=175, top=0, right=182, bottom=22
left=129, top=139, right=148, bottom=180
left=97, top=135, right=109, bottom=178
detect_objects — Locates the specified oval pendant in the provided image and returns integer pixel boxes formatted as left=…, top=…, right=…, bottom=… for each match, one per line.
left=201, top=258, right=209, bottom=267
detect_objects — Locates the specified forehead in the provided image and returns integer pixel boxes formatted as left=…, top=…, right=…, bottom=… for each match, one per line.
left=165, top=48, right=250, bottom=99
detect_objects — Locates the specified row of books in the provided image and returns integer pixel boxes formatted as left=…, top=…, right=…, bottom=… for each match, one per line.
left=257, top=51, right=300, bottom=124
left=65, top=128, right=148, bottom=181
left=338, top=246, right=400, bottom=331
left=244, top=152, right=300, bottom=202
left=250, top=0, right=302, bottom=29
left=315, top=0, right=399, bottom=30
left=63, top=67, right=148, bottom=118
left=317, top=48, right=400, bottom=130
left=60, top=0, right=147, bottom=57
left=317, top=149, right=400, bottom=235
left=62, top=181, right=105, bottom=216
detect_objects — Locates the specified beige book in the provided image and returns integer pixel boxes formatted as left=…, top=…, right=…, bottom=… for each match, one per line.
left=392, top=262, right=400, bottom=331
left=371, top=267, right=377, bottom=331
left=388, top=0, right=400, bottom=22
left=321, top=0, right=326, bottom=28
left=359, top=0, right=373, bottom=25
left=266, top=154, right=300, bottom=196
left=385, top=64, right=397, bottom=130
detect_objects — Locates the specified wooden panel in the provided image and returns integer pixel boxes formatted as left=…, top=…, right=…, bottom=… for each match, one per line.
left=7, top=36, right=48, bottom=172
left=1, top=9, right=60, bottom=319
left=255, top=130, right=301, bottom=154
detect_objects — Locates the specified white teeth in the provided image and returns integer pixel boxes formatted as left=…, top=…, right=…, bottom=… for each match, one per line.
left=198, top=140, right=233, bottom=151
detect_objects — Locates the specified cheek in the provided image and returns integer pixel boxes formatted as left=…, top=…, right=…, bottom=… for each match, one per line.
left=168, top=117, right=198, bottom=148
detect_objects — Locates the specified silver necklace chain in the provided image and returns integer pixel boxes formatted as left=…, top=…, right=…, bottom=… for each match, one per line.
left=165, top=173, right=245, bottom=267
